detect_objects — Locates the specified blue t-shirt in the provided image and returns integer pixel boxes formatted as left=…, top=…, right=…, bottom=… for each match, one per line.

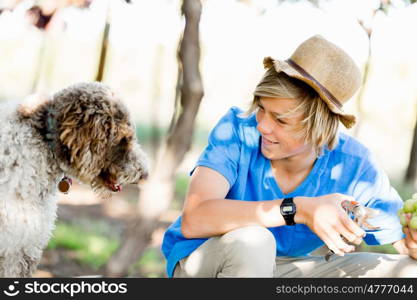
left=161, top=107, right=405, bottom=277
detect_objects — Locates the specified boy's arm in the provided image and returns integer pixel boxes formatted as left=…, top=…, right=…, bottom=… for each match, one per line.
left=182, top=166, right=365, bottom=257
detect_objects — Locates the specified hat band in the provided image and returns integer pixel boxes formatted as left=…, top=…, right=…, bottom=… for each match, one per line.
left=286, top=59, right=343, bottom=110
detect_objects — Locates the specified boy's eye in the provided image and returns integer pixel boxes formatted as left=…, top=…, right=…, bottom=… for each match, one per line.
left=257, top=103, right=287, bottom=124
left=276, top=118, right=287, bottom=125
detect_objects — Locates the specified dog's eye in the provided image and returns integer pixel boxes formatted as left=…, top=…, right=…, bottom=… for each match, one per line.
left=110, top=136, right=132, bottom=162
left=119, top=137, right=129, bottom=146
left=119, top=136, right=133, bottom=146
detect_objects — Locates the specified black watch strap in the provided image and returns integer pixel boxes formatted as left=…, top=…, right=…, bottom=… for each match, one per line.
left=280, top=197, right=296, bottom=226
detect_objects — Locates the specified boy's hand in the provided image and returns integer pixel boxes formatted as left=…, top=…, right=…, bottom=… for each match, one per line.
left=294, top=194, right=366, bottom=257
left=403, top=213, right=417, bottom=260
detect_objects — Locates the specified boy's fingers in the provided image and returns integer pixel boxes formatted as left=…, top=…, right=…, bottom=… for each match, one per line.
left=341, top=216, right=366, bottom=238
left=404, top=227, right=417, bottom=248
left=340, top=228, right=362, bottom=245
left=410, top=228, right=417, bottom=242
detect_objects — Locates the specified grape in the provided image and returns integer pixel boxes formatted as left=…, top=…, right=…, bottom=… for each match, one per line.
left=399, top=193, right=417, bottom=228
left=398, top=208, right=404, bottom=217
left=410, top=216, right=417, bottom=230
left=403, top=199, right=417, bottom=213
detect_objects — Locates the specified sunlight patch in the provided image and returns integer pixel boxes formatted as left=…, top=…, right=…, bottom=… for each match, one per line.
left=330, top=163, right=343, bottom=181
left=244, top=127, right=260, bottom=148
left=213, top=122, right=234, bottom=141
left=184, top=250, right=203, bottom=277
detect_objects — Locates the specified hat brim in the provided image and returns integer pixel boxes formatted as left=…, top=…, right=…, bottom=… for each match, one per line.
left=271, top=59, right=356, bottom=129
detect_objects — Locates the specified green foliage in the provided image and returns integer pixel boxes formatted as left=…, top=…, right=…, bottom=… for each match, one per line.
left=47, top=222, right=119, bottom=270
left=135, top=123, right=167, bottom=146
left=391, top=179, right=416, bottom=202
left=191, top=126, right=210, bottom=148
left=133, top=248, right=166, bottom=278
left=173, top=173, right=189, bottom=209
left=134, top=122, right=210, bottom=149
left=359, top=242, right=398, bottom=254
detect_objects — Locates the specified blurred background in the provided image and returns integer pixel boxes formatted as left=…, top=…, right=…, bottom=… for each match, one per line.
left=1, top=0, right=417, bottom=277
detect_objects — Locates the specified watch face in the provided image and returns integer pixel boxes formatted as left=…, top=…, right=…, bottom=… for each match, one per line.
left=281, top=203, right=296, bottom=215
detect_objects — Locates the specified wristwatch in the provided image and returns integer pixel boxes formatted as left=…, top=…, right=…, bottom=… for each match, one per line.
left=280, top=197, right=296, bottom=225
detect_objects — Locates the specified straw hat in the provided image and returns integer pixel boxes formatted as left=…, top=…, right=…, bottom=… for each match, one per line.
left=263, top=35, right=362, bottom=128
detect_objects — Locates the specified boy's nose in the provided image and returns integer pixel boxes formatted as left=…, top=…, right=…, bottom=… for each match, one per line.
left=257, top=115, right=273, bottom=135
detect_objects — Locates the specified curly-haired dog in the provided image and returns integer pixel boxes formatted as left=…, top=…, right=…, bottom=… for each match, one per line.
left=0, top=82, right=148, bottom=277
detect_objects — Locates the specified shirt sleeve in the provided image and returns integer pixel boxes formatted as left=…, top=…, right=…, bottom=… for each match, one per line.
left=352, top=155, right=405, bottom=245
left=191, top=107, right=242, bottom=187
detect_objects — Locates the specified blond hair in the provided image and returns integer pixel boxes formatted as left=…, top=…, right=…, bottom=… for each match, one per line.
left=246, top=67, right=340, bottom=155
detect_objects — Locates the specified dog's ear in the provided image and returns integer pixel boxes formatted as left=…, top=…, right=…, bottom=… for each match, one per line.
left=17, top=94, right=50, bottom=125
left=58, top=109, right=114, bottom=178
left=18, top=93, right=50, bottom=116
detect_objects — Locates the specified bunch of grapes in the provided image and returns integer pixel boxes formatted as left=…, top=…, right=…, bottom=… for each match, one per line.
left=398, top=193, right=417, bottom=229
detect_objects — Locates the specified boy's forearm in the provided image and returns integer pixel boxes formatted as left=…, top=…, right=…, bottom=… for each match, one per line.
left=181, top=198, right=287, bottom=238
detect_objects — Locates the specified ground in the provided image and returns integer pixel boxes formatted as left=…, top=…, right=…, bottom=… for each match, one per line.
left=34, top=182, right=177, bottom=278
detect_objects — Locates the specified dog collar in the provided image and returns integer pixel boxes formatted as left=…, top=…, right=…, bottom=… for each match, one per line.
left=45, top=108, right=72, bottom=194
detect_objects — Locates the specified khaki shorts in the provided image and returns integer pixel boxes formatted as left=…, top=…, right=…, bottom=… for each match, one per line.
left=173, top=226, right=417, bottom=278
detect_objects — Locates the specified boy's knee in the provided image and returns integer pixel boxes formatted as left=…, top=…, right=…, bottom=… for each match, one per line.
left=222, top=225, right=276, bottom=258
left=219, top=226, right=276, bottom=277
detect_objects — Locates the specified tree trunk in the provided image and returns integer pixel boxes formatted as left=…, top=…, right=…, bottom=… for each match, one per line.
left=353, top=15, right=373, bottom=138
left=352, top=49, right=371, bottom=138
left=405, top=117, right=417, bottom=185
left=95, top=2, right=111, bottom=82
left=150, top=45, right=164, bottom=159
left=105, top=0, right=204, bottom=277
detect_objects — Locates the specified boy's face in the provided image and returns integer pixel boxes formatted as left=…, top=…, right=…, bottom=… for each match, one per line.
left=256, top=97, right=313, bottom=161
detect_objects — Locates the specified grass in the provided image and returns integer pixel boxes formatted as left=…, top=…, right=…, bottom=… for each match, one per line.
left=134, top=248, right=166, bottom=278
left=48, top=221, right=167, bottom=276
left=47, top=222, right=119, bottom=270
left=45, top=162, right=191, bottom=275
left=358, top=242, right=398, bottom=254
